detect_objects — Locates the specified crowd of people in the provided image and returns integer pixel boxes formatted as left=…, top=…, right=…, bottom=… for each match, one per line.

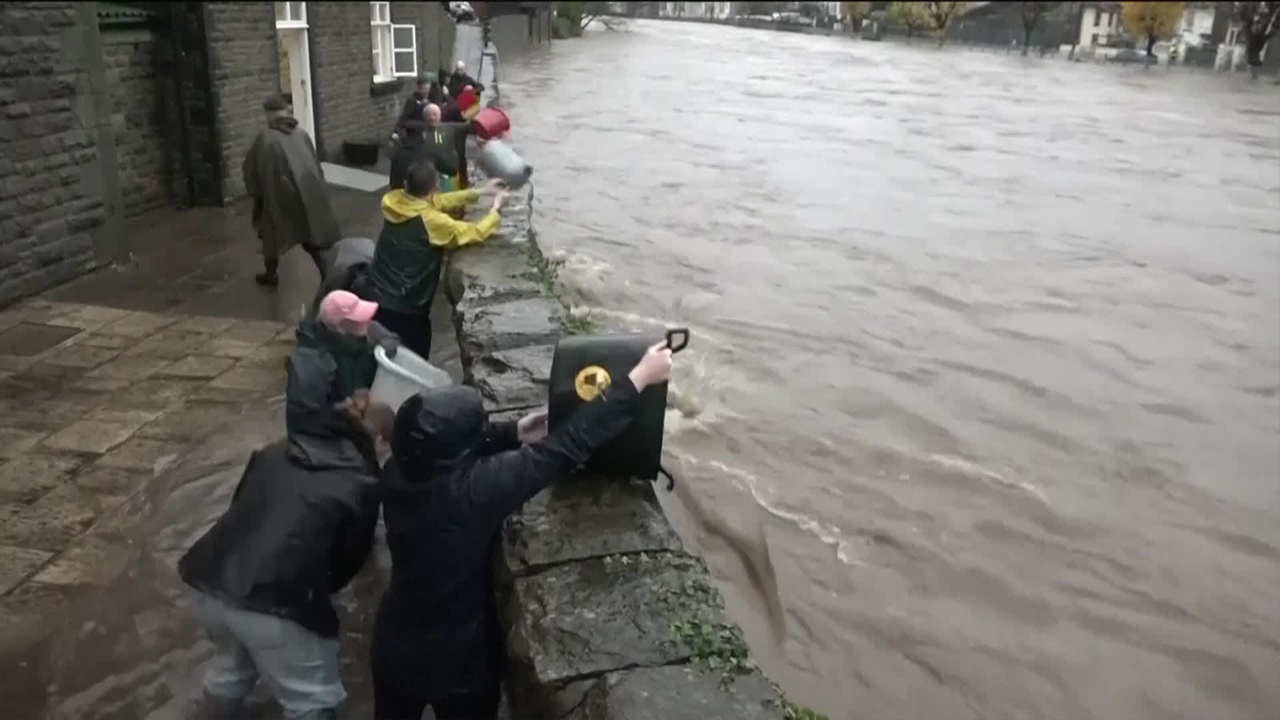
left=184, top=70, right=678, bottom=720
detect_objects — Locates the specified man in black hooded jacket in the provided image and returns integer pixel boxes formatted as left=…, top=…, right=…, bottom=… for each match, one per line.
left=370, top=342, right=675, bottom=720
left=179, top=347, right=393, bottom=720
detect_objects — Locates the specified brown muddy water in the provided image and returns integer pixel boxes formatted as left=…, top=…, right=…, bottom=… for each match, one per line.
left=498, top=19, right=1280, bottom=720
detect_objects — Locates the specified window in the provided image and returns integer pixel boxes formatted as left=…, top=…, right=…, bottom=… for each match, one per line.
left=276, top=1, right=306, bottom=28
left=371, top=2, right=417, bottom=82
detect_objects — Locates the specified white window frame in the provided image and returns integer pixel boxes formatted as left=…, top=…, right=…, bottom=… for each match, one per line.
left=276, top=1, right=307, bottom=29
left=371, top=2, right=417, bottom=82
left=391, top=23, right=418, bottom=78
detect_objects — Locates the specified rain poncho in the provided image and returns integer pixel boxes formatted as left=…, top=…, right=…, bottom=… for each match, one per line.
left=370, top=379, right=644, bottom=698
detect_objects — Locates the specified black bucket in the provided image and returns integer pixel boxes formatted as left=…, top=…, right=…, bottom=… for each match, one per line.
left=547, top=328, right=690, bottom=479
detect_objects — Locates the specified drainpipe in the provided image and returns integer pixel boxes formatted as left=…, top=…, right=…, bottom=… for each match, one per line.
left=169, top=6, right=195, bottom=207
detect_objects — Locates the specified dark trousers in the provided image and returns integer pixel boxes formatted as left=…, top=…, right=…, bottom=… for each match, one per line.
left=373, top=306, right=432, bottom=359
left=372, top=681, right=499, bottom=720
left=264, top=245, right=332, bottom=280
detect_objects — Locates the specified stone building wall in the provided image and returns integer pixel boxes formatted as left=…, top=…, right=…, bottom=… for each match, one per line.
left=204, top=1, right=280, bottom=203
left=102, top=28, right=170, bottom=218
left=0, top=2, right=106, bottom=306
left=307, top=1, right=404, bottom=163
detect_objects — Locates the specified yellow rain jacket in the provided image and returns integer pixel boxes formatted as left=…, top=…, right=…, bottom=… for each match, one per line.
left=365, top=188, right=501, bottom=313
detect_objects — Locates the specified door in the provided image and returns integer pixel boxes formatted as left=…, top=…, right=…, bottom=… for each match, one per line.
left=275, top=3, right=315, bottom=144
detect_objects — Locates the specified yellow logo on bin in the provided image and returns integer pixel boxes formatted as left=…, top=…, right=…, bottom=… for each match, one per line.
left=574, top=365, right=612, bottom=402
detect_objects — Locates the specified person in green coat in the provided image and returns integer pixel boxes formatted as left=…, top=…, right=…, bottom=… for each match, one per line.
left=296, top=291, right=399, bottom=398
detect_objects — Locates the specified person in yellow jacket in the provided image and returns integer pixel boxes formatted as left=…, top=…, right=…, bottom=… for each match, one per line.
left=364, top=161, right=509, bottom=358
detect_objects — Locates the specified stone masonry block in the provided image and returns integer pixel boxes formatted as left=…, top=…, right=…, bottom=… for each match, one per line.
left=499, top=477, right=684, bottom=580
left=457, top=297, right=563, bottom=363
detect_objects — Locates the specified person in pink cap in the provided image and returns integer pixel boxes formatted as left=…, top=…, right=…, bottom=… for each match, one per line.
left=297, top=290, right=400, bottom=398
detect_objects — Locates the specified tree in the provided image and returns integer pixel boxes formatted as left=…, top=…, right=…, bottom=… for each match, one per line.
left=922, top=1, right=969, bottom=46
left=555, top=1, right=610, bottom=36
left=1019, top=2, right=1060, bottom=55
left=1232, top=1, right=1280, bottom=70
left=1120, top=1, right=1185, bottom=59
left=888, top=1, right=930, bottom=39
left=841, top=1, right=872, bottom=31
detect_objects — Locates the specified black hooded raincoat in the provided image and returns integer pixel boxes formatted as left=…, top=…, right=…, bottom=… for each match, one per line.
left=371, top=378, right=644, bottom=699
left=178, top=347, right=381, bottom=638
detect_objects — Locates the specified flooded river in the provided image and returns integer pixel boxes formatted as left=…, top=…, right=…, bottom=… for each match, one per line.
left=501, top=20, right=1280, bottom=720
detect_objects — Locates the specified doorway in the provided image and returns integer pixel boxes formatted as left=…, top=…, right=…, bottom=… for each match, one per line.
left=275, top=2, right=315, bottom=143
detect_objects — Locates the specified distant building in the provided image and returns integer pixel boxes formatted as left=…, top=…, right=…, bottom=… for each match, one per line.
left=658, top=2, right=735, bottom=20
left=1078, top=2, right=1124, bottom=48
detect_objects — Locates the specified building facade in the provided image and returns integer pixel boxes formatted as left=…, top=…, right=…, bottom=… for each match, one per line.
left=0, top=1, right=552, bottom=308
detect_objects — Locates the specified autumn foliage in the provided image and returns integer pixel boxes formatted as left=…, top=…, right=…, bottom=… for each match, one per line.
left=1120, top=1, right=1186, bottom=57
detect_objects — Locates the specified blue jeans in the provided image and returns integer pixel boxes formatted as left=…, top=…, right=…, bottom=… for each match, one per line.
left=193, top=592, right=345, bottom=719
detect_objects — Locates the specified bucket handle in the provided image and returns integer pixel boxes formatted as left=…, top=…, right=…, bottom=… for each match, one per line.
left=665, top=328, right=690, bottom=354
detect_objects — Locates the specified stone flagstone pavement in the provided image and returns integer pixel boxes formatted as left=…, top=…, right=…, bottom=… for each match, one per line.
left=0, top=298, right=291, bottom=646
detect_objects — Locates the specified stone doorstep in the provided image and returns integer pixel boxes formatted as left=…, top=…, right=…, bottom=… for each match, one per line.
left=567, top=666, right=783, bottom=720
left=499, top=478, right=684, bottom=579
left=504, top=553, right=707, bottom=688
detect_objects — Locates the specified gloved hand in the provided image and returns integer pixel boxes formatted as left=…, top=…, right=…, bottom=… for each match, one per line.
left=366, top=321, right=401, bottom=359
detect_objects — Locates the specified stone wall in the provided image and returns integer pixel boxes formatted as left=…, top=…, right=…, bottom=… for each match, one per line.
left=307, top=1, right=404, bottom=163
left=444, top=188, right=788, bottom=719
left=204, top=2, right=280, bottom=203
left=0, top=2, right=107, bottom=307
left=102, top=28, right=171, bottom=218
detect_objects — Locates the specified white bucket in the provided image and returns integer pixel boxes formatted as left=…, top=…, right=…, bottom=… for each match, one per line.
left=369, top=345, right=452, bottom=412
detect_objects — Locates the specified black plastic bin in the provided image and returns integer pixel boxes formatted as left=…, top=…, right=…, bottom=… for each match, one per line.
left=547, top=328, right=689, bottom=479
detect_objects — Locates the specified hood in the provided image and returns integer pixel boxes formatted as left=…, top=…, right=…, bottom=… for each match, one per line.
left=269, top=115, right=299, bottom=134
left=285, top=347, right=376, bottom=470
left=381, top=189, right=441, bottom=223
left=391, top=386, right=487, bottom=481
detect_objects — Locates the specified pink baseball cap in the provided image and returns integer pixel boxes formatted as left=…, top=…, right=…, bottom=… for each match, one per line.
left=318, top=290, right=378, bottom=332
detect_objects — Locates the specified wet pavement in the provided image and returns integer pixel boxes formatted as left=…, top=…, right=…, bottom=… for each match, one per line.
left=0, top=178, right=463, bottom=718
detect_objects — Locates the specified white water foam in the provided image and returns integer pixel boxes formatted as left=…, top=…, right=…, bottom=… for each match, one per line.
left=675, top=455, right=857, bottom=566
left=926, top=453, right=1048, bottom=504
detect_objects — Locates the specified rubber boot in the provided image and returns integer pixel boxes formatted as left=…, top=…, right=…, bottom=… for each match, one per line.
left=256, top=258, right=279, bottom=287
left=190, top=692, right=248, bottom=720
